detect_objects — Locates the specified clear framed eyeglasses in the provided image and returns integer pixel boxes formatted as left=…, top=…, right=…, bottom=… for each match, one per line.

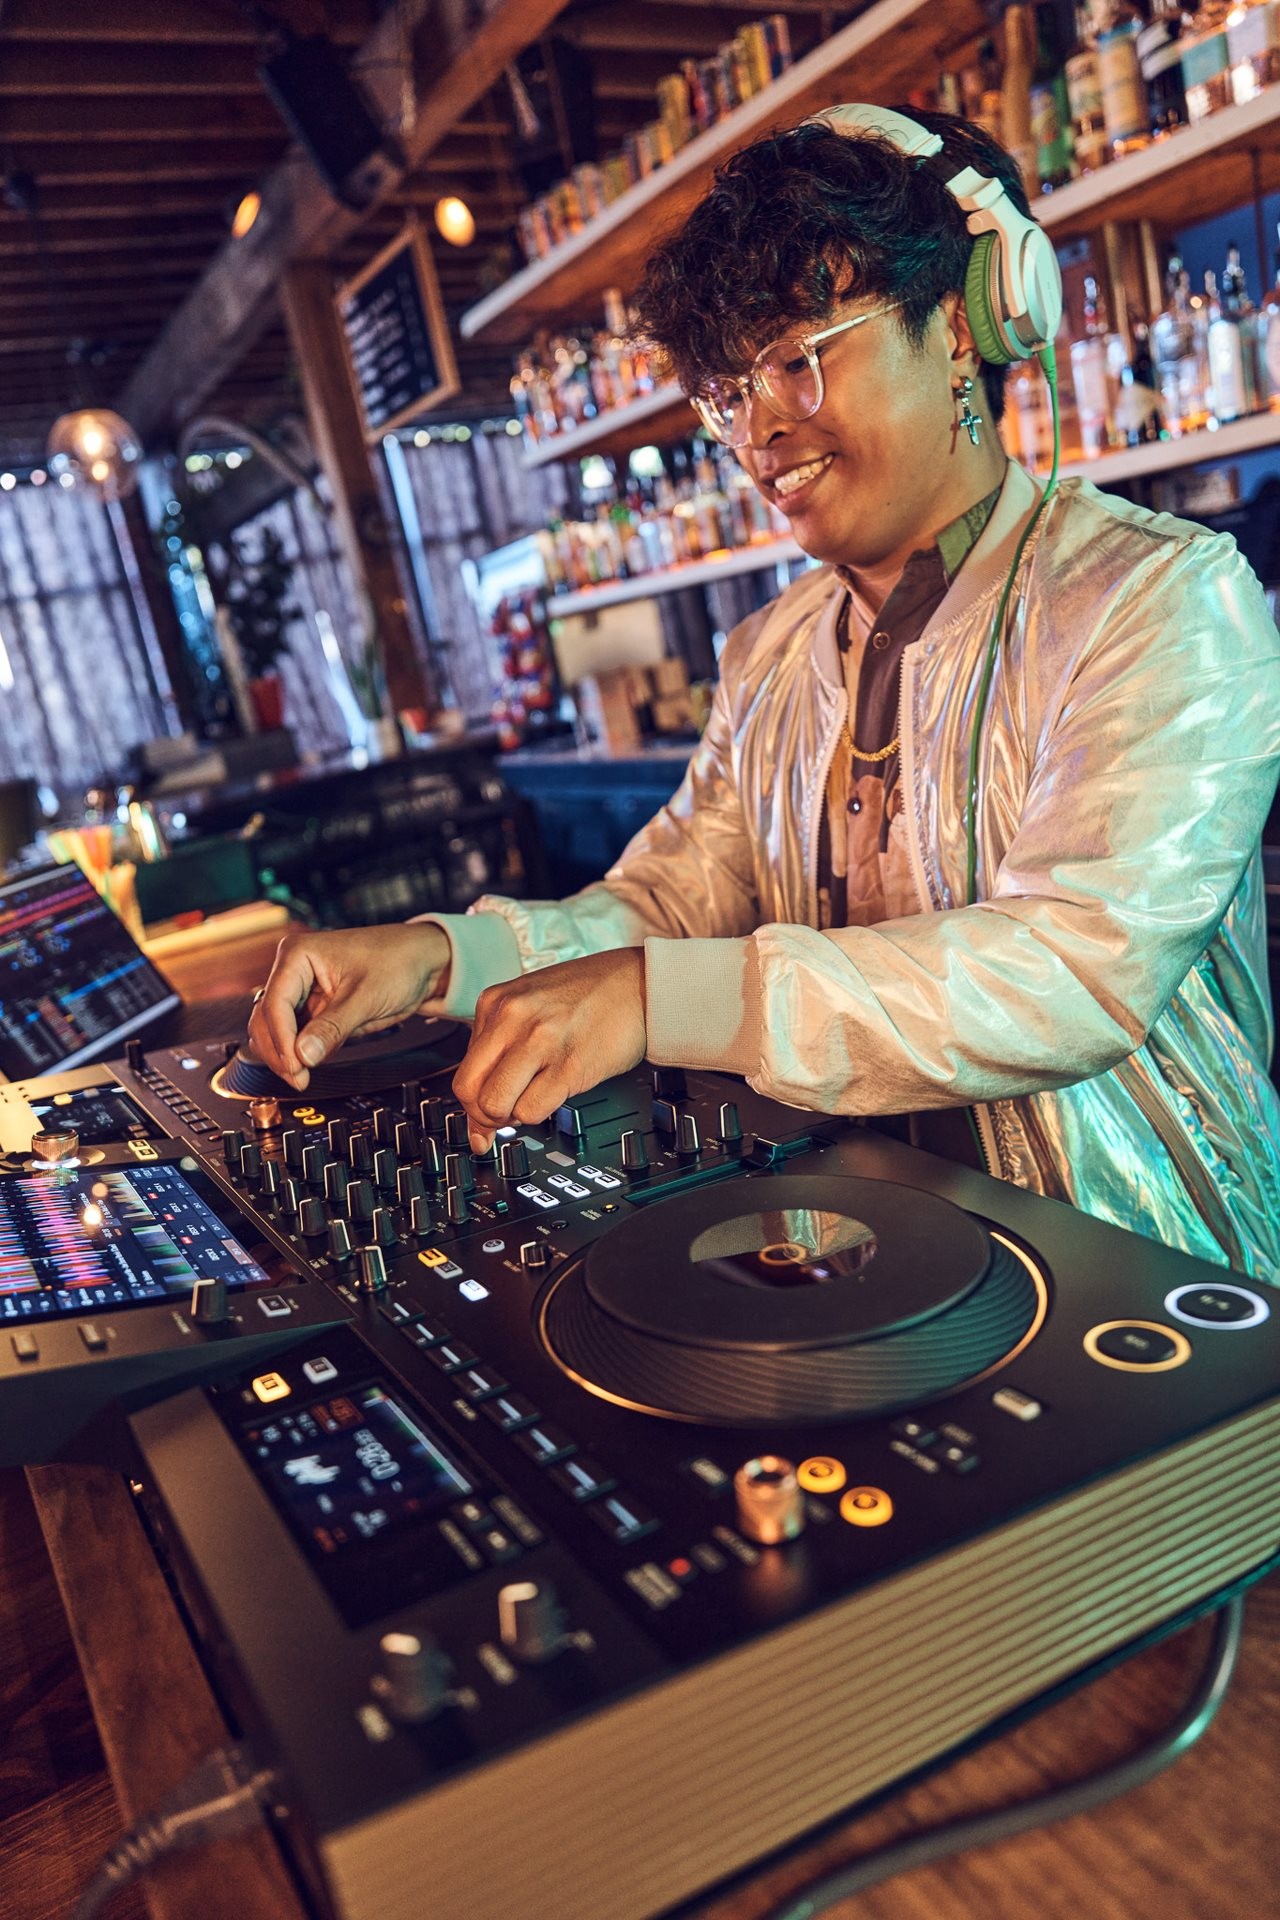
left=691, top=301, right=901, bottom=448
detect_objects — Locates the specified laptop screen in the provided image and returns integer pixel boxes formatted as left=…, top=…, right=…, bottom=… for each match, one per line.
left=0, top=866, right=180, bottom=1079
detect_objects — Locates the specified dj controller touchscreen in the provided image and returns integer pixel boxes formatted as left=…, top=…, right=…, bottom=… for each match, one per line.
left=3, top=1017, right=1279, bottom=1920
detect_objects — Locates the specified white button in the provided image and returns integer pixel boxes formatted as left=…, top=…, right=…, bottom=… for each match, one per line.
left=992, top=1386, right=1042, bottom=1421
left=458, top=1278, right=489, bottom=1302
left=303, top=1356, right=338, bottom=1385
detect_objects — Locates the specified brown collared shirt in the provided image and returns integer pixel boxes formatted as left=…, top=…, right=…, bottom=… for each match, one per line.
left=817, top=484, right=1001, bottom=931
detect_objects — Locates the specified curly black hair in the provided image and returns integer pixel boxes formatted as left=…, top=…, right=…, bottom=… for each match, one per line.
left=633, top=107, right=1033, bottom=425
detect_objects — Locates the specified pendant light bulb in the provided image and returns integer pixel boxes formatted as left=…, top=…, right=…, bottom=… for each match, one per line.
left=434, top=196, right=476, bottom=247
left=47, top=408, right=142, bottom=501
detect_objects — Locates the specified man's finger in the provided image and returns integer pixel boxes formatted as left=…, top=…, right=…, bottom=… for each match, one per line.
left=248, top=943, right=319, bottom=1081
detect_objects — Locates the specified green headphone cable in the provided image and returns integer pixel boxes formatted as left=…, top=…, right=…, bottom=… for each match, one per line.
left=963, top=344, right=1061, bottom=905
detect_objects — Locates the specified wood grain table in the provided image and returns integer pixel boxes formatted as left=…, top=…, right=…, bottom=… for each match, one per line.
left=2, top=923, right=1277, bottom=1920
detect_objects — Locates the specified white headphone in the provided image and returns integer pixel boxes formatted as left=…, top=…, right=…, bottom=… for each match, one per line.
left=805, top=103, right=1063, bottom=363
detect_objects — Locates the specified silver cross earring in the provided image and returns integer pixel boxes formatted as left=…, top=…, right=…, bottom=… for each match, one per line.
left=955, top=375, right=983, bottom=447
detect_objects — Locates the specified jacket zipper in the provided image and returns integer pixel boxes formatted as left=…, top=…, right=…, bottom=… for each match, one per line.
left=1115, top=1057, right=1246, bottom=1268
left=806, top=689, right=846, bottom=929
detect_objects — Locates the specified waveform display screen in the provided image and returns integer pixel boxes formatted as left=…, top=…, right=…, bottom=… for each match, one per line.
left=27, top=1083, right=164, bottom=1146
left=0, top=867, right=180, bottom=1078
left=245, top=1381, right=473, bottom=1558
left=0, top=1162, right=271, bottom=1322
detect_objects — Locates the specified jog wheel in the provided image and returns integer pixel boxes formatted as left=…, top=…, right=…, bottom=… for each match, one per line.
left=210, top=1017, right=465, bottom=1102
left=540, top=1174, right=1047, bottom=1424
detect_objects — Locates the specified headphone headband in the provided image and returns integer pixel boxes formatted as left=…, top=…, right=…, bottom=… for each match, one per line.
left=803, top=103, right=1063, bottom=362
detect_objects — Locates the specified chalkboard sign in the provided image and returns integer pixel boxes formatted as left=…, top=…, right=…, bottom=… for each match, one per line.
left=337, top=222, right=460, bottom=441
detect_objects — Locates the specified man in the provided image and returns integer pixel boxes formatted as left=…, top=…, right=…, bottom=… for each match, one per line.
left=251, top=110, right=1280, bottom=1275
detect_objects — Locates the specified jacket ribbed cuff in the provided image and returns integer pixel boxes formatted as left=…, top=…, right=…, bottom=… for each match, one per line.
left=413, top=911, right=522, bottom=1020
left=644, top=935, right=759, bottom=1077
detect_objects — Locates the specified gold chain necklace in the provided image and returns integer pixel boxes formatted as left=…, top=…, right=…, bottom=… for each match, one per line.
left=842, top=721, right=900, bottom=763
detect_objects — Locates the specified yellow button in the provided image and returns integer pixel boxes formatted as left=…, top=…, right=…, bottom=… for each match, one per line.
left=418, top=1246, right=451, bottom=1268
left=840, top=1485, right=893, bottom=1528
left=252, top=1372, right=291, bottom=1403
left=797, top=1455, right=847, bottom=1495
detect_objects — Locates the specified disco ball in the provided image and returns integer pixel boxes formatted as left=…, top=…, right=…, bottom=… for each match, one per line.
left=47, top=409, right=143, bottom=500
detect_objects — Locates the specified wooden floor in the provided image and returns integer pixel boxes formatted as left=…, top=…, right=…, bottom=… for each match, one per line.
left=3, top=928, right=1278, bottom=1919
left=3, top=1453, right=1277, bottom=1920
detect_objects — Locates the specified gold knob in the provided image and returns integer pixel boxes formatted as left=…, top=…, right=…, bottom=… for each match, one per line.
left=733, top=1454, right=804, bottom=1545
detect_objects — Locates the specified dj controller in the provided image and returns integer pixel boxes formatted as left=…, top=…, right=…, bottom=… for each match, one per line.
left=1, top=1019, right=1279, bottom=1920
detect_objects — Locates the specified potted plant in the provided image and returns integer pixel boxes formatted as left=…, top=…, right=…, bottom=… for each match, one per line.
left=223, top=525, right=301, bottom=731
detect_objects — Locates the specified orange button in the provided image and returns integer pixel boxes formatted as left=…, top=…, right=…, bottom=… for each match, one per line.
left=252, top=1371, right=291, bottom=1403
left=840, top=1485, right=893, bottom=1528
left=797, top=1455, right=847, bottom=1495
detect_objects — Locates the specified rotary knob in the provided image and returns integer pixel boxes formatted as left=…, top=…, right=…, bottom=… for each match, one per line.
left=355, top=1245, right=388, bottom=1293
left=298, top=1197, right=328, bottom=1238
left=124, top=1038, right=144, bottom=1072
left=327, top=1117, right=351, bottom=1157
left=497, top=1579, right=567, bottom=1664
left=348, top=1132, right=374, bottom=1174
left=676, top=1113, right=701, bottom=1157
left=279, top=1176, right=303, bottom=1216
left=346, top=1178, right=375, bottom=1223
left=399, top=1080, right=421, bottom=1116
left=420, top=1096, right=449, bottom=1137
left=248, top=1097, right=281, bottom=1132
left=324, top=1160, right=350, bottom=1207
left=397, top=1165, right=427, bottom=1208
left=31, top=1128, right=80, bottom=1167
left=373, top=1147, right=399, bottom=1192
left=444, top=1183, right=470, bottom=1226
left=409, top=1194, right=434, bottom=1237
left=373, top=1105, right=397, bottom=1146
left=620, top=1130, right=649, bottom=1176
left=371, top=1206, right=398, bottom=1249
left=421, top=1136, right=444, bottom=1179
left=372, top=1630, right=451, bottom=1724
left=302, top=1142, right=328, bottom=1186
left=238, top=1141, right=262, bottom=1183
left=444, top=1109, right=469, bottom=1147
left=258, top=1157, right=281, bottom=1199
left=499, top=1138, right=529, bottom=1180
left=222, top=1127, right=247, bottom=1168
left=280, top=1128, right=305, bottom=1170
left=444, top=1150, right=474, bottom=1195
left=326, top=1218, right=354, bottom=1262
left=734, top=1455, right=805, bottom=1546
left=190, top=1275, right=229, bottom=1326
left=394, top=1121, right=420, bottom=1161
left=718, top=1101, right=743, bottom=1146
left=519, top=1240, right=549, bottom=1273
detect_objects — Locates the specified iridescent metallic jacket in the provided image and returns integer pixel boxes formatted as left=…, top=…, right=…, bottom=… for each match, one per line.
left=434, top=462, right=1280, bottom=1275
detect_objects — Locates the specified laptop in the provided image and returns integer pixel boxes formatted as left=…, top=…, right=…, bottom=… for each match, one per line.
left=0, top=864, right=180, bottom=1083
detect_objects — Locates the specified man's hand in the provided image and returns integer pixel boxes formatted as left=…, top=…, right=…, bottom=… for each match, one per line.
left=451, top=949, right=646, bottom=1153
left=247, top=923, right=452, bottom=1089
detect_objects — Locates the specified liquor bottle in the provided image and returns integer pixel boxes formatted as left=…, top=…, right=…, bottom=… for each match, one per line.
left=1065, top=2, right=1110, bottom=172
left=1182, top=0, right=1232, bottom=122
left=1030, top=2, right=1076, bottom=190
left=1113, top=324, right=1166, bottom=443
left=691, top=454, right=734, bottom=553
left=1204, top=266, right=1250, bottom=423
left=1221, top=242, right=1261, bottom=412
left=1138, top=0, right=1190, bottom=135
left=1252, top=226, right=1280, bottom=409
left=1097, top=1, right=1152, bottom=155
left=1069, top=274, right=1116, bottom=455
left=1002, top=3, right=1040, bottom=198
left=1226, top=0, right=1280, bottom=103
left=1008, top=357, right=1056, bottom=469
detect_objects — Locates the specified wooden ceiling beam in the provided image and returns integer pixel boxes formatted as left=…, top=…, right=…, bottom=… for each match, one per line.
left=0, top=226, right=222, bottom=256
left=121, top=0, right=575, bottom=443
left=0, top=0, right=377, bottom=43
left=562, top=5, right=786, bottom=55
left=21, top=146, right=281, bottom=184
left=0, top=44, right=263, bottom=94
left=0, top=96, right=283, bottom=140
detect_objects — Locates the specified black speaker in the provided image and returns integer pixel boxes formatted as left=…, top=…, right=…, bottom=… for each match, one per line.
left=259, top=35, right=402, bottom=211
left=509, top=37, right=597, bottom=197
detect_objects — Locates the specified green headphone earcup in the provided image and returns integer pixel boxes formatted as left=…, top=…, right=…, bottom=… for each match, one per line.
left=965, top=232, right=1012, bottom=366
